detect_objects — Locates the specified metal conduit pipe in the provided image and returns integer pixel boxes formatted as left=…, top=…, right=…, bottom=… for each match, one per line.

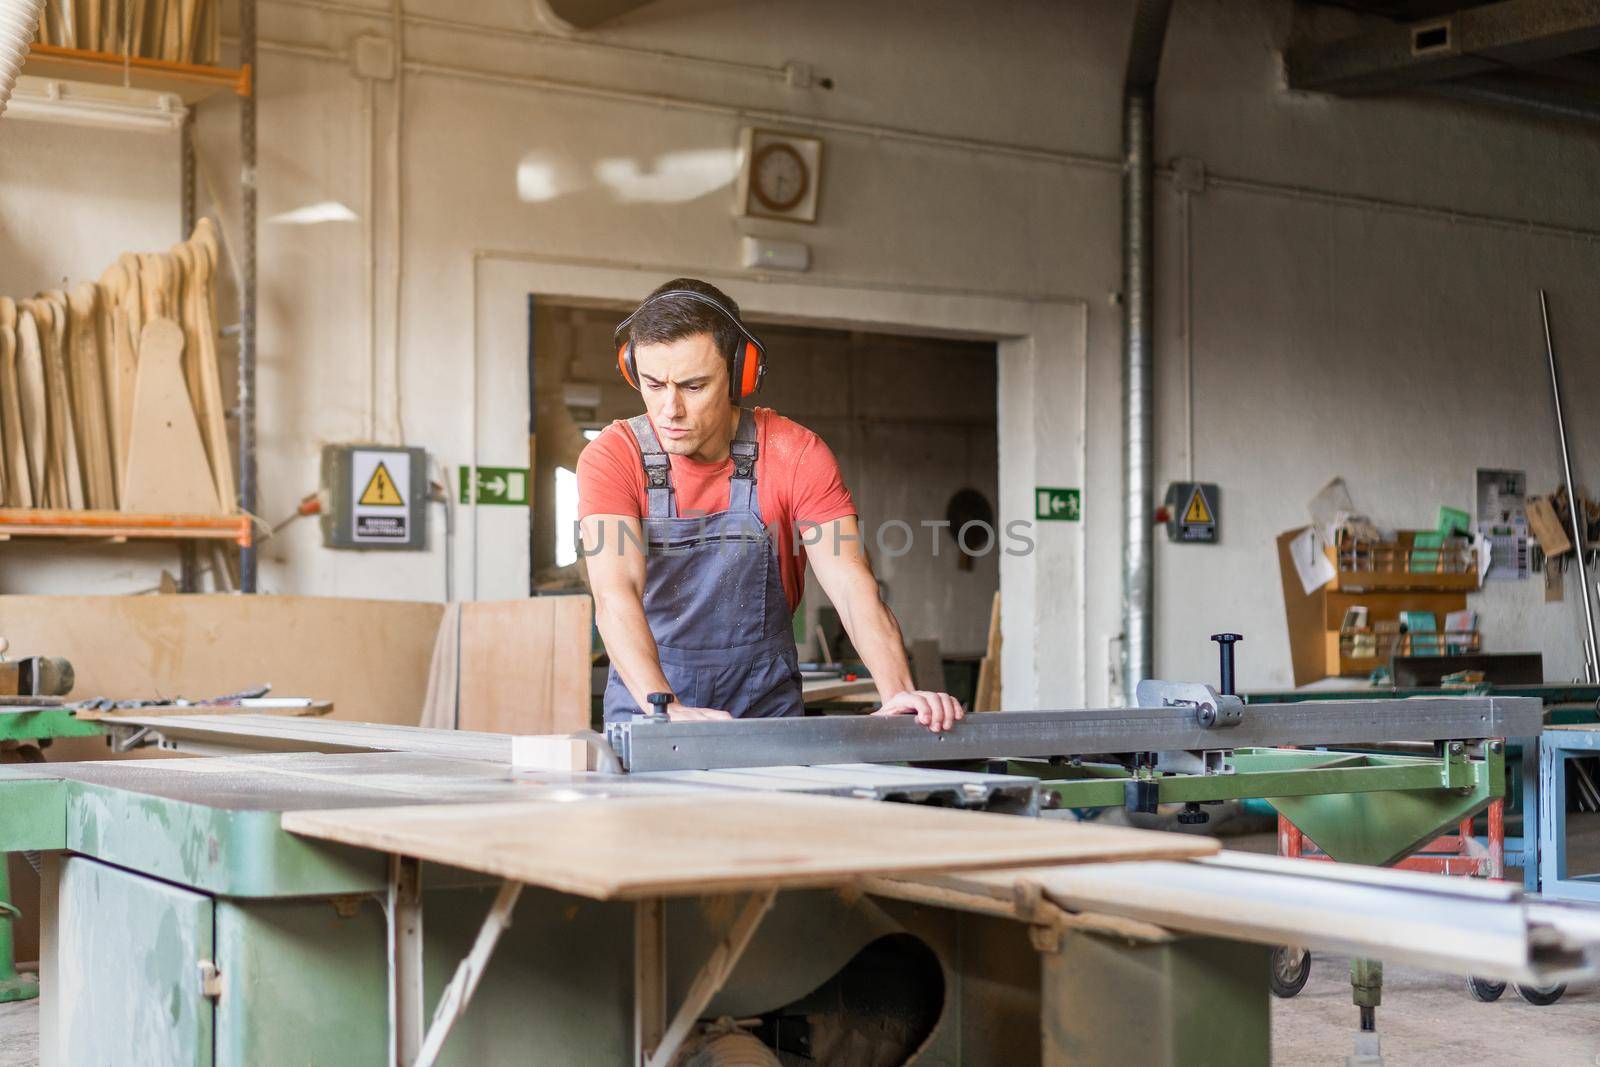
left=0, top=0, right=44, bottom=118
left=1120, top=0, right=1173, bottom=704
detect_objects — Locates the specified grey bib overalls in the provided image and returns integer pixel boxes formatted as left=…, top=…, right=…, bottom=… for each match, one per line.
left=602, top=409, right=804, bottom=722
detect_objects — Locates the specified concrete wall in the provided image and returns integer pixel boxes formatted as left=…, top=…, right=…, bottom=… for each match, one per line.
left=5, top=0, right=1600, bottom=701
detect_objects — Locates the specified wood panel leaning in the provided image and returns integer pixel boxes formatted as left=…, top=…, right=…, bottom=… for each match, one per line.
left=0, top=219, right=234, bottom=518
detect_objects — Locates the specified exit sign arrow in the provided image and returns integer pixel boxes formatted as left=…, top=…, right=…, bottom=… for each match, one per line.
left=1035, top=487, right=1082, bottom=522
left=459, top=465, right=529, bottom=507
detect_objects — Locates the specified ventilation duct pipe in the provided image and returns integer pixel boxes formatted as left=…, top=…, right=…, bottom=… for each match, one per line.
left=0, top=0, right=43, bottom=119
left=1121, top=0, right=1173, bottom=704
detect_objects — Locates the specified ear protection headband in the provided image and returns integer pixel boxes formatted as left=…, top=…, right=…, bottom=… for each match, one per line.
left=614, top=290, right=766, bottom=401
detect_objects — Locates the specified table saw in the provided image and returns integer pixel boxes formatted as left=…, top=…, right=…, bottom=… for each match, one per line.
left=1, top=683, right=1595, bottom=1067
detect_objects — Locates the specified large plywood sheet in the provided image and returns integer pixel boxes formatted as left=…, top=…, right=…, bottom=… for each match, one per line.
left=0, top=595, right=444, bottom=725
left=283, top=794, right=1217, bottom=900
left=457, top=595, right=592, bottom=735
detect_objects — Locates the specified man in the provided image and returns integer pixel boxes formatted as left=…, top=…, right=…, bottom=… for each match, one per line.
left=578, top=278, right=963, bottom=733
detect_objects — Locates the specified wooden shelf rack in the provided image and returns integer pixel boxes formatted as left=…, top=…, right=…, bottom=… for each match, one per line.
left=0, top=509, right=252, bottom=546
left=23, top=44, right=250, bottom=103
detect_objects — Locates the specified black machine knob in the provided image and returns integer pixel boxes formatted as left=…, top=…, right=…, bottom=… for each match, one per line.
left=1176, top=802, right=1210, bottom=825
left=1210, top=633, right=1243, bottom=696
left=646, top=691, right=674, bottom=720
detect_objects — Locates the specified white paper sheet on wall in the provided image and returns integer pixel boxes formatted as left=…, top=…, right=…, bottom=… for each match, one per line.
left=1308, top=478, right=1356, bottom=544
left=1473, top=534, right=1492, bottom=584
left=1290, top=526, right=1337, bottom=596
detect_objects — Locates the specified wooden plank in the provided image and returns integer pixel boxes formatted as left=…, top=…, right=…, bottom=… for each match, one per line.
left=32, top=295, right=82, bottom=510
left=66, top=284, right=115, bottom=510
left=170, top=241, right=204, bottom=436
left=973, top=590, right=1001, bottom=711
left=100, top=0, right=115, bottom=52
left=102, top=260, right=141, bottom=493
left=93, top=268, right=123, bottom=501
left=177, top=0, right=196, bottom=62
left=14, top=307, right=47, bottom=505
left=121, top=317, right=222, bottom=515
left=800, top=676, right=876, bottom=704
left=185, top=221, right=235, bottom=510
left=417, top=603, right=460, bottom=730
left=161, top=0, right=180, bottom=61
left=282, top=793, right=1218, bottom=901
left=1277, top=528, right=1330, bottom=687
left=457, top=596, right=593, bottom=736
left=0, top=298, right=29, bottom=508
left=509, top=736, right=589, bottom=771
left=78, top=700, right=332, bottom=721
left=0, top=594, right=445, bottom=726
left=79, top=0, right=96, bottom=52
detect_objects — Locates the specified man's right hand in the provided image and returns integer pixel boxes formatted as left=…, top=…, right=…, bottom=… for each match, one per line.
left=666, top=703, right=733, bottom=722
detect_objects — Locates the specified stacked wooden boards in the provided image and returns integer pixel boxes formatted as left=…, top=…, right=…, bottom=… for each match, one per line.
left=33, top=0, right=221, bottom=66
left=0, top=220, right=233, bottom=516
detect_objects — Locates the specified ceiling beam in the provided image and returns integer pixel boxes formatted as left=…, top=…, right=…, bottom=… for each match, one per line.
left=1288, top=0, right=1600, bottom=94
left=1427, top=68, right=1600, bottom=123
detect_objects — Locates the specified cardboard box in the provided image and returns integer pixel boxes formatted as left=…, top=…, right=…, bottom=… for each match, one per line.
left=1526, top=495, right=1572, bottom=557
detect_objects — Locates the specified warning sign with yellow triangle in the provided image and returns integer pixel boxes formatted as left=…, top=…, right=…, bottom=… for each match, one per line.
left=1166, top=481, right=1219, bottom=543
left=359, top=462, right=405, bottom=506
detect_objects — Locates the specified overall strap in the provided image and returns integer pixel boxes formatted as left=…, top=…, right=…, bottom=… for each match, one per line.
left=626, top=415, right=676, bottom=518
left=728, top=407, right=759, bottom=513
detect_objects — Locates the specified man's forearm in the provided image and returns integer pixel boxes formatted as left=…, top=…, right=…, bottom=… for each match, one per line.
left=594, top=593, right=672, bottom=713
left=835, top=578, right=915, bottom=701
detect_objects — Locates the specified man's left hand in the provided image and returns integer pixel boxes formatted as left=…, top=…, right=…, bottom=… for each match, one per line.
left=873, top=690, right=964, bottom=733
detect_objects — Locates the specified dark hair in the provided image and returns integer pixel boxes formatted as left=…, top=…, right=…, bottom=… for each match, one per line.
left=627, top=278, right=743, bottom=363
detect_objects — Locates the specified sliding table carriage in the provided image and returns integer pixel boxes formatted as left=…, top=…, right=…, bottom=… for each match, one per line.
left=604, top=655, right=1554, bottom=1014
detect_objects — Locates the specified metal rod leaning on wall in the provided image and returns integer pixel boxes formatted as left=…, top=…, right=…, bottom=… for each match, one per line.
left=1541, top=290, right=1597, bottom=682
left=239, top=0, right=260, bottom=592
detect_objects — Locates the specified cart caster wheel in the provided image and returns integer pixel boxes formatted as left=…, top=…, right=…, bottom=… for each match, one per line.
left=1514, top=982, right=1567, bottom=1006
left=1466, top=976, right=1506, bottom=1002
left=1269, top=945, right=1311, bottom=998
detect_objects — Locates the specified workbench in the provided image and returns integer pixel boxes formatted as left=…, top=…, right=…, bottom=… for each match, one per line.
left=1, top=687, right=1594, bottom=1066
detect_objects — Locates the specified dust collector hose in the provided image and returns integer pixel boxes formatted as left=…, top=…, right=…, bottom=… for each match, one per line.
left=0, top=0, right=43, bottom=119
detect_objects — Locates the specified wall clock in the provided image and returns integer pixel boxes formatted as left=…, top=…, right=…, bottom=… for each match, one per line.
left=736, top=128, right=823, bottom=223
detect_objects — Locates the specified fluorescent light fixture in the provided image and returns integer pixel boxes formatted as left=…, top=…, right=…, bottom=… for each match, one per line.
left=6, top=75, right=185, bottom=132
left=267, top=201, right=360, bottom=225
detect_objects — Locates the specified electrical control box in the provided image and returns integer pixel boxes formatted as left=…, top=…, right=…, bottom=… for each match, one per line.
left=320, top=444, right=429, bottom=551
left=1165, top=481, right=1220, bottom=544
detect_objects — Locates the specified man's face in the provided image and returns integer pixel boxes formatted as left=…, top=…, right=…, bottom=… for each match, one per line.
left=633, top=331, right=734, bottom=460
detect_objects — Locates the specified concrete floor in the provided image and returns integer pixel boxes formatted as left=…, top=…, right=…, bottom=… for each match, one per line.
left=0, top=819, right=1596, bottom=1066
left=0, top=1000, right=36, bottom=1067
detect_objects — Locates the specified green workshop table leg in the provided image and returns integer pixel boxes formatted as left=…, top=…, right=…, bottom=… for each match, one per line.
left=0, top=858, right=39, bottom=1002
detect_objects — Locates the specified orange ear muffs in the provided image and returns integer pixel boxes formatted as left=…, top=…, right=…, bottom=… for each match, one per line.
left=736, top=339, right=764, bottom=399
left=617, top=341, right=639, bottom=389
left=613, top=289, right=766, bottom=400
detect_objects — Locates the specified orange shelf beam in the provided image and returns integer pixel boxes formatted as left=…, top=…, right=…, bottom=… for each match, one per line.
left=0, top=509, right=252, bottom=547
left=23, top=44, right=250, bottom=102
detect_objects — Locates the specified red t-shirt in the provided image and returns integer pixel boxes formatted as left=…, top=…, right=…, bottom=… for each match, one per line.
left=577, top=407, right=855, bottom=611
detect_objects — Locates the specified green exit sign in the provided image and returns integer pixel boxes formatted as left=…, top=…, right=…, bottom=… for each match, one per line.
left=459, top=465, right=529, bottom=506
left=1036, top=487, right=1081, bottom=521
